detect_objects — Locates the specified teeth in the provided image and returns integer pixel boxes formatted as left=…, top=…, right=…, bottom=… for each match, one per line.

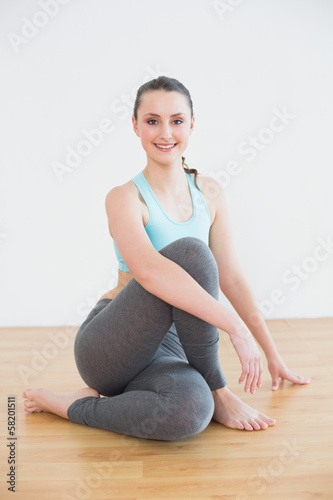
left=155, top=144, right=175, bottom=149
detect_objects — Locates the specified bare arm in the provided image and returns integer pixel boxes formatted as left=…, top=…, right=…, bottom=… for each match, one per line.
left=222, top=276, right=278, bottom=358
left=207, top=174, right=279, bottom=355
left=207, top=176, right=311, bottom=390
left=222, top=275, right=311, bottom=388
left=106, top=185, right=243, bottom=335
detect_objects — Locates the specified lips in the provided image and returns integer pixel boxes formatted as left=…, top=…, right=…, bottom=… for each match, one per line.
left=154, top=143, right=177, bottom=151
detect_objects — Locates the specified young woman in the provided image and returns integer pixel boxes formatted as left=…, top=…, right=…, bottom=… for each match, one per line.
left=22, top=76, right=310, bottom=441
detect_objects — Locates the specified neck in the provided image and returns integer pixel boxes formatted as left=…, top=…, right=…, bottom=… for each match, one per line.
left=143, top=158, right=187, bottom=194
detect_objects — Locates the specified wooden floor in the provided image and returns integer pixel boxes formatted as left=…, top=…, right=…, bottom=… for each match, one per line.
left=0, top=318, right=332, bottom=500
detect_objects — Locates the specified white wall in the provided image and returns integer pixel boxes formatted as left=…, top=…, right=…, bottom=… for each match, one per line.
left=1, top=0, right=332, bottom=327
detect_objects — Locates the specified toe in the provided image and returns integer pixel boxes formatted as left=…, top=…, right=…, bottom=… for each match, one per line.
left=243, top=421, right=254, bottom=431
left=249, top=419, right=261, bottom=430
left=255, top=419, right=268, bottom=429
left=259, top=413, right=276, bottom=426
left=264, top=415, right=277, bottom=425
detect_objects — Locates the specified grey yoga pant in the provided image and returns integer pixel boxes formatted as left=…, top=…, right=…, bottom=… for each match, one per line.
left=67, top=237, right=227, bottom=441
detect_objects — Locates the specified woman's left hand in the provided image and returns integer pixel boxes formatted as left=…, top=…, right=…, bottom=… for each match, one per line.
left=267, top=352, right=311, bottom=390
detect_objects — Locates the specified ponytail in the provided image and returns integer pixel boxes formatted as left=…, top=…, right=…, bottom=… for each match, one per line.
left=182, top=156, right=200, bottom=190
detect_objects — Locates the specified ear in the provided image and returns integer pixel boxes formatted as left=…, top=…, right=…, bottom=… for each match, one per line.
left=132, top=115, right=140, bottom=137
left=189, top=115, right=195, bottom=135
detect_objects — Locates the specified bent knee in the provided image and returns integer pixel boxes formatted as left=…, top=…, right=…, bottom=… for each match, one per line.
left=160, top=237, right=217, bottom=276
left=175, top=389, right=215, bottom=440
left=146, top=383, right=215, bottom=441
left=167, top=236, right=209, bottom=254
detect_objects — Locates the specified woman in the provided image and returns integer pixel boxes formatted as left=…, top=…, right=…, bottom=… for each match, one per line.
left=22, top=76, right=310, bottom=441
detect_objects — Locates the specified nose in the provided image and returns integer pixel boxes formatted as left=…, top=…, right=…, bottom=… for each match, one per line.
left=159, top=122, right=173, bottom=141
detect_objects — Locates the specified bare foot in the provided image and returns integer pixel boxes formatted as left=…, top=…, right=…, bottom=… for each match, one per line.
left=22, top=387, right=100, bottom=420
left=212, top=386, right=276, bottom=431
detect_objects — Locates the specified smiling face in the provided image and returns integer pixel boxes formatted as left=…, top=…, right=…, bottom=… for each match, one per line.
left=132, top=90, right=195, bottom=167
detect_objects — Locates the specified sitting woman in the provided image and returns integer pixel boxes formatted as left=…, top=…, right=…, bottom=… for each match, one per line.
left=22, top=76, right=310, bottom=441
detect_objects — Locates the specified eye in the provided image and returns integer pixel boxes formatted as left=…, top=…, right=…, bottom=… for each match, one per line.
left=147, top=119, right=158, bottom=125
left=173, top=119, right=183, bottom=125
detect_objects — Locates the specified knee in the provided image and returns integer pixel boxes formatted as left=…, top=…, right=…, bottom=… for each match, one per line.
left=172, top=385, right=214, bottom=441
left=175, top=385, right=215, bottom=440
left=153, top=380, right=215, bottom=441
left=165, top=236, right=208, bottom=255
left=160, top=237, right=218, bottom=281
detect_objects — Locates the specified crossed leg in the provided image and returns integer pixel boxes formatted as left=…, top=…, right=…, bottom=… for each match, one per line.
left=23, top=237, right=276, bottom=439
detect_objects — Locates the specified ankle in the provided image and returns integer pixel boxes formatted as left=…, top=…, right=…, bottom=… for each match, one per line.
left=212, top=385, right=228, bottom=394
left=212, top=386, right=229, bottom=399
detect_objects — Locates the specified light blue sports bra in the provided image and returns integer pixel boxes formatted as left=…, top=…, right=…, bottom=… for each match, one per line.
left=113, top=171, right=211, bottom=272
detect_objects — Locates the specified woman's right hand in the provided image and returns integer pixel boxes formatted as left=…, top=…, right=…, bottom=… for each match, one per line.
left=228, top=318, right=263, bottom=394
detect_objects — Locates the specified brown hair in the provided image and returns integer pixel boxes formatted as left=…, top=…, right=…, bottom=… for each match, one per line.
left=133, top=76, right=200, bottom=189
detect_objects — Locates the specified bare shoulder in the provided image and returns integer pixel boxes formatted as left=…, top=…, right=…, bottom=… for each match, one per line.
left=104, top=178, right=146, bottom=237
left=105, top=178, right=144, bottom=215
left=195, top=174, right=225, bottom=224
left=196, top=174, right=223, bottom=193
left=105, top=178, right=139, bottom=202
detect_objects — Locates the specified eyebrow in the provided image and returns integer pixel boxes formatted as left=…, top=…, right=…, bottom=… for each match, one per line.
left=143, top=112, right=186, bottom=117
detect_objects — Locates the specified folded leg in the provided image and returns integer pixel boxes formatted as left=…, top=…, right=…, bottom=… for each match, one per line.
left=68, top=356, right=215, bottom=441
left=73, top=237, right=227, bottom=398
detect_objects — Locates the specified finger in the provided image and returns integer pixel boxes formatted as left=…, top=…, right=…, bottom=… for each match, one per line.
left=285, top=372, right=311, bottom=385
left=257, top=357, right=263, bottom=389
left=238, top=363, right=249, bottom=384
left=250, top=361, right=259, bottom=394
left=245, top=362, right=255, bottom=393
left=272, top=376, right=280, bottom=391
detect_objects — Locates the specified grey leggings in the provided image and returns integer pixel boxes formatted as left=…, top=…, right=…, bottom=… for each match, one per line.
left=68, top=237, right=227, bottom=441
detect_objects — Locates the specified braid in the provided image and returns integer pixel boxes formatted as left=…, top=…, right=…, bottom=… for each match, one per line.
left=182, top=156, right=200, bottom=190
